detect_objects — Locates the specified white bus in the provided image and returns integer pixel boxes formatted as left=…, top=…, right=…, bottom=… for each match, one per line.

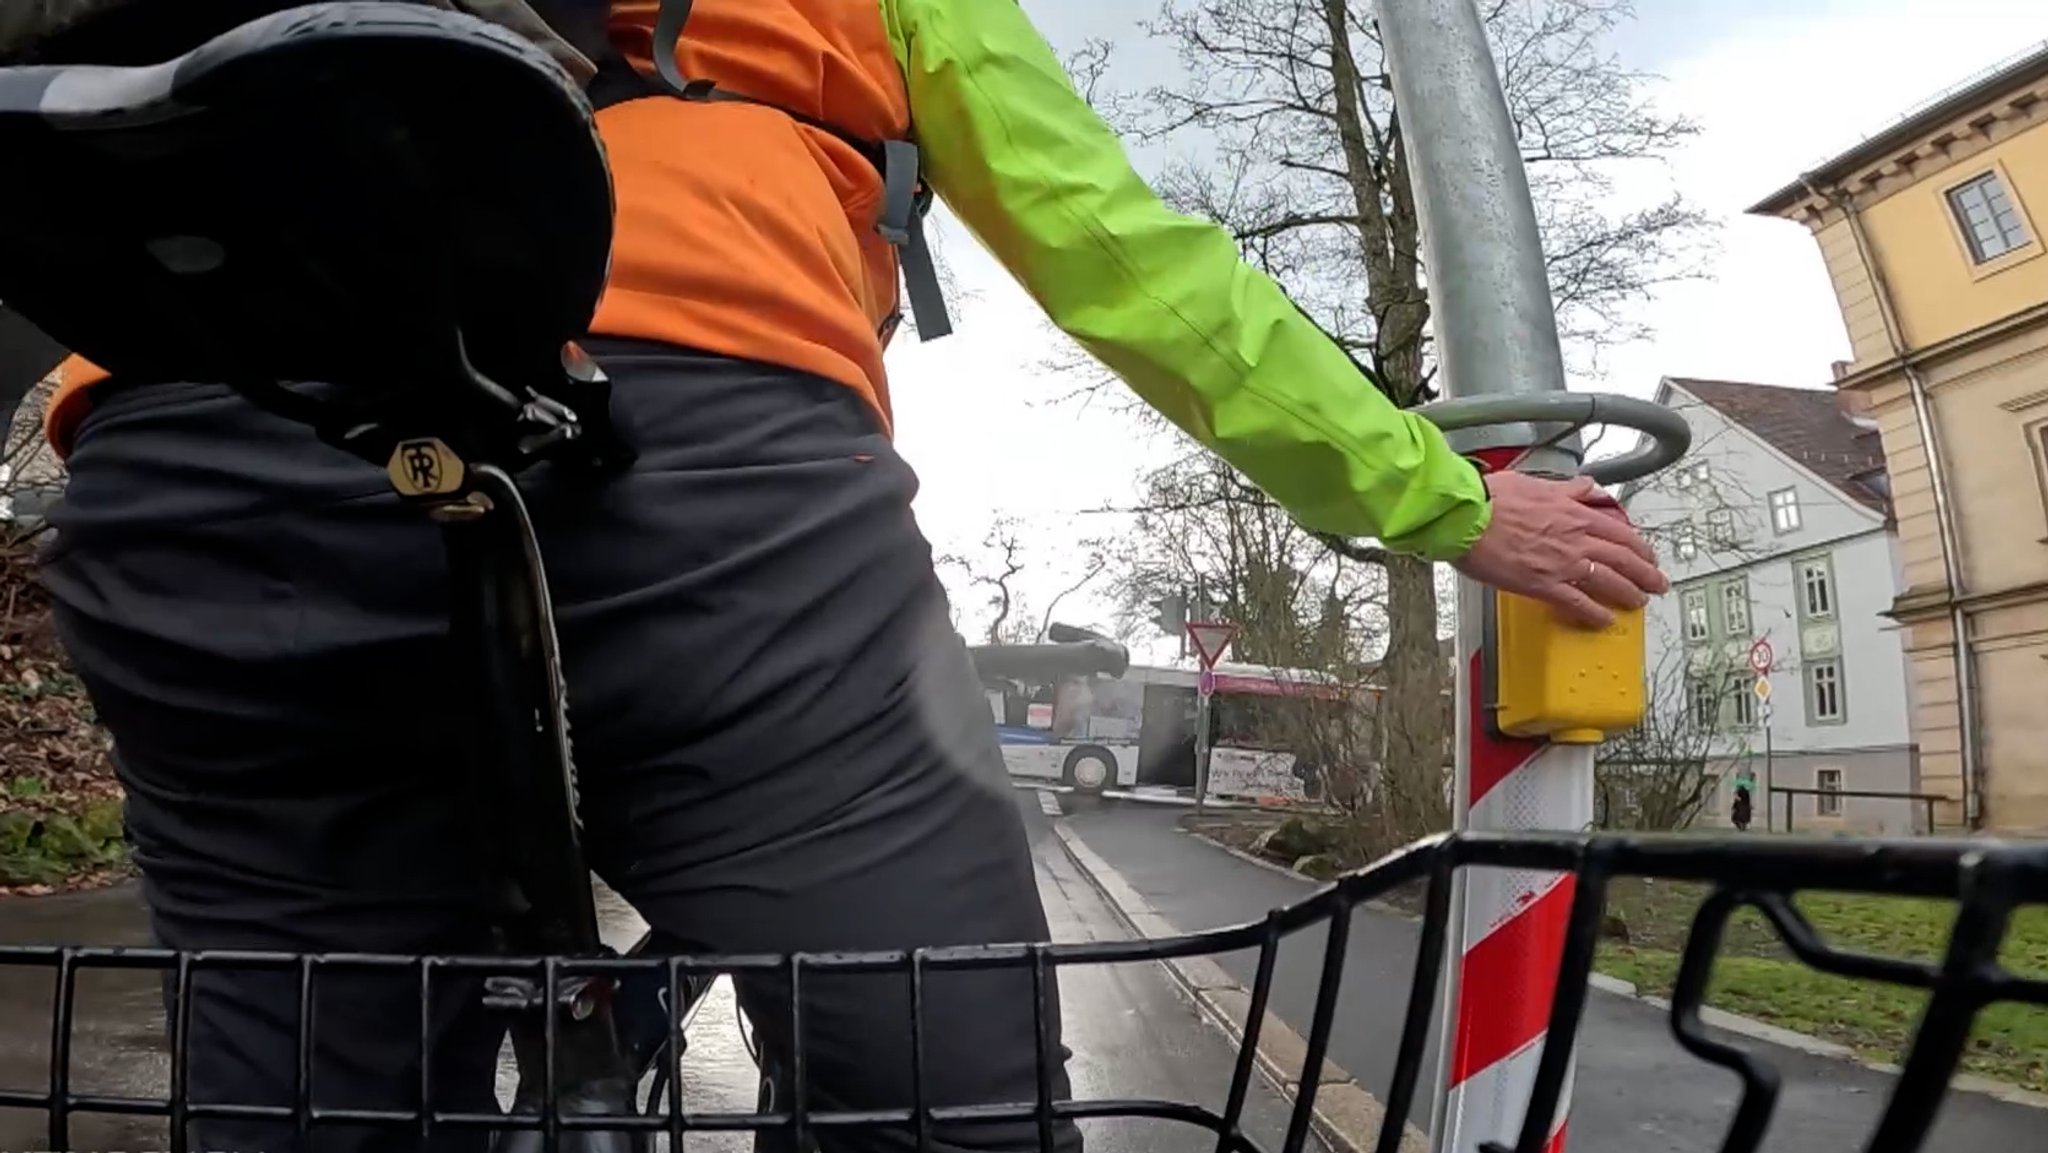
left=986, top=660, right=1347, bottom=802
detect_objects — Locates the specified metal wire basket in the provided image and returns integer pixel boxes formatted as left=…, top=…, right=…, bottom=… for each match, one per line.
left=4, top=830, right=2042, bottom=1153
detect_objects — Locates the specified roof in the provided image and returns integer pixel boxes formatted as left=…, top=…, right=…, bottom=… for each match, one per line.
left=1666, top=378, right=1890, bottom=514
left=1748, top=40, right=2048, bottom=216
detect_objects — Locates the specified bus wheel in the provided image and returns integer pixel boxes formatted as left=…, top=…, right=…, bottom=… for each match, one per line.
left=1063, top=747, right=1115, bottom=796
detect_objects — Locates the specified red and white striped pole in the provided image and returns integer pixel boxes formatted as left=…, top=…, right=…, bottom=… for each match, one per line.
left=1440, top=464, right=1591, bottom=1153
left=1369, top=3, right=1590, bottom=1151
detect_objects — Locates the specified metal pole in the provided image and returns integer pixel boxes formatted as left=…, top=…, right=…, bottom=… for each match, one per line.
left=1371, top=3, right=1588, bottom=1151
left=1763, top=710, right=1776, bottom=832
left=1188, top=579, right=1201, bottom=659
left=1373, top=0, right=1581, bottom=477
left=1194, top=688, right=1212, bottom=812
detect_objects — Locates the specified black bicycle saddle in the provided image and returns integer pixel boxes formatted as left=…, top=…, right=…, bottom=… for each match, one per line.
left=0, top=2, right=613, bottom=411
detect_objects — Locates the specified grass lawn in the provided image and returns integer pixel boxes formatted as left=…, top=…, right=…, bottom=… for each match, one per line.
left=1595, top=878, right=2048, bottom=1092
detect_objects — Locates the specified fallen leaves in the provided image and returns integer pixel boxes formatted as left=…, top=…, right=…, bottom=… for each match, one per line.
left=0, top=539, right=128, bottom=895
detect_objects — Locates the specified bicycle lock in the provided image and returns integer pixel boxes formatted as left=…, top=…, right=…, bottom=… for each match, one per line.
left=1369, top=3, right=1692, bottom=1151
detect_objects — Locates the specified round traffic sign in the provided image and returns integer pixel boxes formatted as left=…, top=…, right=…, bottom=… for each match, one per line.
left=1198, top=669, right=1216, bottom=698
left=1748, top=638, right=1774, bottom=675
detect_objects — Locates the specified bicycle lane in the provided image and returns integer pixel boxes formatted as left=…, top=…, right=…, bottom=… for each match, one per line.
left=1053, top=799, right=2046, bottom=1153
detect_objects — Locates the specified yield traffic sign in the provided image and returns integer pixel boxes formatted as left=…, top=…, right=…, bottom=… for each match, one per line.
left=1186, top=621, right=1237, bottom=670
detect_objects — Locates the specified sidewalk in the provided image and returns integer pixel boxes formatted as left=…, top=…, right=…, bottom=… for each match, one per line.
left=1055, top=801, right=2046, bottom=1153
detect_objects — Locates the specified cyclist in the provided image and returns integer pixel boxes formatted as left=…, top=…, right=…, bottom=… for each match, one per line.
left=36, top=1, right=1668, bottom=1151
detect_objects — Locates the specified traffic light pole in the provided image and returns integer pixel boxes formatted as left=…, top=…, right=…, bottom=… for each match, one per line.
left=1373, top=3, right=1585, bottom=1151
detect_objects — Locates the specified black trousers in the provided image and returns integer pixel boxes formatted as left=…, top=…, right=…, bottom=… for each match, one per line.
left=41, top=341, right=1079, bottom=1153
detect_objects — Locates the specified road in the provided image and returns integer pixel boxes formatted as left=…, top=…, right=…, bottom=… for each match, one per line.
left=1054, top=798, right=2044, bottom=1153
left=0, top=796, right=1324, bottom=1153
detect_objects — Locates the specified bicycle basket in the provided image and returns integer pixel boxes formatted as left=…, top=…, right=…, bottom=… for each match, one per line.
left=2, top=830, right=2044, bottom=1153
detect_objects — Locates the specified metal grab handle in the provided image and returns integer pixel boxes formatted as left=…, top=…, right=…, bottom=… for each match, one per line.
left=1413, top=391, right=1692, bottom=485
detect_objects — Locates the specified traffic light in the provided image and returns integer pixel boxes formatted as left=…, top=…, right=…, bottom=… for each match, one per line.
left=1149, top=592, right=1188, bottom=635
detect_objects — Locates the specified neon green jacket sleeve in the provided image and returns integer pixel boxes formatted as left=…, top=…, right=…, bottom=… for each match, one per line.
left=882, top=0, right=1491, bottom=562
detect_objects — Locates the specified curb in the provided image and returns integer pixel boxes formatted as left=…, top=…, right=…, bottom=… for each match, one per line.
left=1052, top=824, right=1431, bottom=1153
left=1181, top=828, right=1417, bottom=922
left=1177, top=826, right=2048, bottom=1113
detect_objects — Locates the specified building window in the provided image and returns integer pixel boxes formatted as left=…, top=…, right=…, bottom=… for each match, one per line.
left=1727, top=673, right=1756, bottom=728
left=1768, top=487, right=1801, bottom=534
left=2035, top=421, right=2048, bottom=509
left=1689, top=679, right=1719, bottom=729
left=1816, top=768, right=1844, bottom=817
left=1674, top=523, right=1698, bottom=561
left=1674, top=460, right=1710, bottom=489
left=1683, top=587, right=1710, bottom=642
left=1720, top=577, right=1751, bottom=637
left=1798, top=558, right=1835, bottom=620
left=1947, top=171, right=2032, bottom=264
left=1807, top=659, right=1845, bottom=724
left=1706, top=508, right=1735, bottom=546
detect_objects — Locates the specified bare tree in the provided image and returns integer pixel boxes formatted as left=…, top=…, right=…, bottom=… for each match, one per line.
left=1063, top=37, right=1118, bottom=106
left=938, top=520, right=1036, bottom=645
left=1618, top=397, right=1798, bottom=569
left=939, top=519, right=1114, bottom=645
left=1104, top=453, right=1388, bottom=667
left=1250, top=666, right=1457, bottom=863
left=1038, top=541, right=1111, bottom=639
left=1049, top=0, right=1712, bottom=826
left=1594, top=629, right=1742, bottom=831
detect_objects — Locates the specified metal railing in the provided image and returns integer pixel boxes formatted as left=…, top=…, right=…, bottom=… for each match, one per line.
left=1769, top=786, right=1955, bottom=836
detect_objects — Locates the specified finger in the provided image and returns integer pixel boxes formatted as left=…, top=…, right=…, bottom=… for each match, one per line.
left=1577, top=559, right=1650, bottom=611
left=1586, top=539, right=1669, bottom=595
left=1539, top=581, right=1615, bottom=630
left=1580, top=507, right=1659, bottom=565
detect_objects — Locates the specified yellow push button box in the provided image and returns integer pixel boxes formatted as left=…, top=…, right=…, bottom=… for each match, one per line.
left=1493, top=591, right=1645, bottom=744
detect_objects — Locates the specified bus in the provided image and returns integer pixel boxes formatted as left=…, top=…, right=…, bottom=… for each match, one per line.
left=984, top=660, right=1349, bottom=803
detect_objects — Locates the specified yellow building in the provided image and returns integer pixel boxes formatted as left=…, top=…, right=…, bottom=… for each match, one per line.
left=1751, top=43, right=2048, bottom=833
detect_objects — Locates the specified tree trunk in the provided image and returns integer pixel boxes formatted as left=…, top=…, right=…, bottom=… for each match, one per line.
left=1324, top=0, right=1446, bottom=840
left=1378, top=553, right=1449, bottom=836
left=1322, top=0, right=1430, bottom=402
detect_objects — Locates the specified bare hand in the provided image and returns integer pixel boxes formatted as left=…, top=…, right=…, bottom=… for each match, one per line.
left=1453, top=471, right=1670, bottom=628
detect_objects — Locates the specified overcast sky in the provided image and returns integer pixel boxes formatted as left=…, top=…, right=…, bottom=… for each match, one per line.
left=889, top=0, right=2048, bottom=650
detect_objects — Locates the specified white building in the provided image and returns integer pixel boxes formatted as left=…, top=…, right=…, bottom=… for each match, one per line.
left=1622, top=377, right=1923, bottom=833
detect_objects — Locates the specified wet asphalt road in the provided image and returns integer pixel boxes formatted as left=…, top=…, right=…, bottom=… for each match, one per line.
left=0, top=792, right=1324, bottom=1153
left=1054, top=799, right=2046, bottom=1153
